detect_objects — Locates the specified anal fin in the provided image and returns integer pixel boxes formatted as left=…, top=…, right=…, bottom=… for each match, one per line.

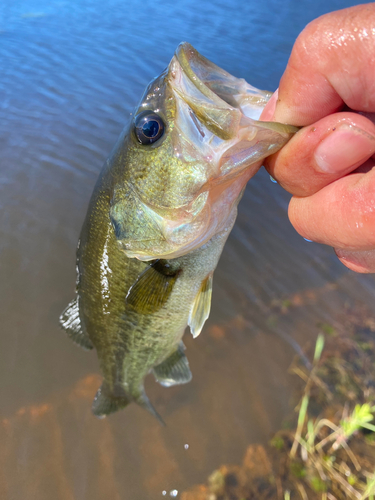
left=188, top=273, right=213, bottom=338
left=152, top=342, right=192, bottom=387
left=59, top=298, right=94, bottom=350
left=126, top=260, right=181, bottom=314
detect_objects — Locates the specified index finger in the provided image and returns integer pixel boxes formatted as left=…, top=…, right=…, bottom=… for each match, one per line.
left=274, top=4, right=375, bottom=126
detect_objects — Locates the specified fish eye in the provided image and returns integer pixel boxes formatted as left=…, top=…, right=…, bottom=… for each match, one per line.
left=134, top=111, right=165, bottom=145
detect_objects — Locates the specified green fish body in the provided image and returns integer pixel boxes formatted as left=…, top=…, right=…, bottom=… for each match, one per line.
left=60, top=43, right=298, bottom=421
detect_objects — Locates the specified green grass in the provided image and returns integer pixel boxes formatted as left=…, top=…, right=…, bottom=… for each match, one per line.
left=286, top=334, right=375, bottom=500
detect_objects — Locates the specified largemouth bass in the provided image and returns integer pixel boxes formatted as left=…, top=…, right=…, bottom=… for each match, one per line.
left=60, top=43, right=298, bottom=422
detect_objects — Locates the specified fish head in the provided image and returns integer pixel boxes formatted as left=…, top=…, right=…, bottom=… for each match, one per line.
left=109, top=43, right=298, bottom=261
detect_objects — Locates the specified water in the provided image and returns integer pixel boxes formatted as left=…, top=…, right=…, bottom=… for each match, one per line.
left=0, top=0, right=373, bottom=499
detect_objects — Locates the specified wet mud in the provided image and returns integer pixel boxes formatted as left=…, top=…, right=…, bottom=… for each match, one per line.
left=182, top=306, right=375, bottom=500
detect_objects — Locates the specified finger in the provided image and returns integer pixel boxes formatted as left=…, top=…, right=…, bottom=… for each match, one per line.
left=288, top=161, right=375, bottom=250
left=274, top=4, right=375, bottom=126
left=264, top=112, right=375, bottom=196
left=261, top=89, right=278, bottom=120
left=334, top=248, right=375, bottom=274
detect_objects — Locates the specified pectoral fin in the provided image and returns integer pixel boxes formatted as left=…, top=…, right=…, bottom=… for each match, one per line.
left=152, top=342, right=192, bottom=387
left=59, top=298, right=94, bottom=350
left=126, top=260, right=181, bottom=314
left=188, top=273, right=213, bottom=338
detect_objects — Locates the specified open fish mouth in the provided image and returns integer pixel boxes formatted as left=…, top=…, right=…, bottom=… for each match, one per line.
left=170, top=42, right=273, bottom=136
left=166, top=42, right=297, bottom=192
left=112, top=43, right=298, bottom=261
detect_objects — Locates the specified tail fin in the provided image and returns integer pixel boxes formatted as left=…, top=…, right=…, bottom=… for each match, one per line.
left=92, top=383, right=131, bottom=418
left=137, top=391, right=165, bottom=426
left=92, top=383, right=165, bottom=425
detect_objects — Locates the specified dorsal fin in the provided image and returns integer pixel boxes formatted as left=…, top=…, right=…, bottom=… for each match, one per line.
left=59, top=298, right=94, bottom=350
left=188, top=273, right=213, bottom=338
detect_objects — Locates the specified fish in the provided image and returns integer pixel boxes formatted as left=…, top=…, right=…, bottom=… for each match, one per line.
left=60, top=43, right=298, bottom=422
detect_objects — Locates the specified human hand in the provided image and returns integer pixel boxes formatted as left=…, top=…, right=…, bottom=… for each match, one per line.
left=262, top=4, right=375, bottom=273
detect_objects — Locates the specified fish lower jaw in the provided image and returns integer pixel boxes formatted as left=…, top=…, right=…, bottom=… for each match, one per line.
left=121, top=245, right=192, bottom=261
left=124, top=222, right=234, bottom=260
left=123, top=251, right=155, bottom=261
left=123, top=249, right=186, bottom=261
left=122, top=241, right=205, bottom=261
left=119, top=239, right=199, bottom=261
left=121, top=213, right=235, bottom=261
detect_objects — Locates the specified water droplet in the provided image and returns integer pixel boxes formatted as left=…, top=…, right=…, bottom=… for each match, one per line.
left=170, top=490, right=178, bottom=497
left=303, top=238, right=313, bottom=242
left=269, top=175, right=277, bottom=183
left=162, top=491, right=167, bottom=496
left=184, top=444, right=189, bottom=450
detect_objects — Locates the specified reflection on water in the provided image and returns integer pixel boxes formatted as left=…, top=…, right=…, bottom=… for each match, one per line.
left=0, top=0, right=372, bottom=498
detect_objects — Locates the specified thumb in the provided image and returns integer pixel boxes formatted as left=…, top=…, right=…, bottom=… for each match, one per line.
left=260, top=89, right=278, bottom=121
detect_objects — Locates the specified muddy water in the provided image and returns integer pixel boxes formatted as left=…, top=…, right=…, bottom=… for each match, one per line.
left=0, top=0, right=373, bottom=499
